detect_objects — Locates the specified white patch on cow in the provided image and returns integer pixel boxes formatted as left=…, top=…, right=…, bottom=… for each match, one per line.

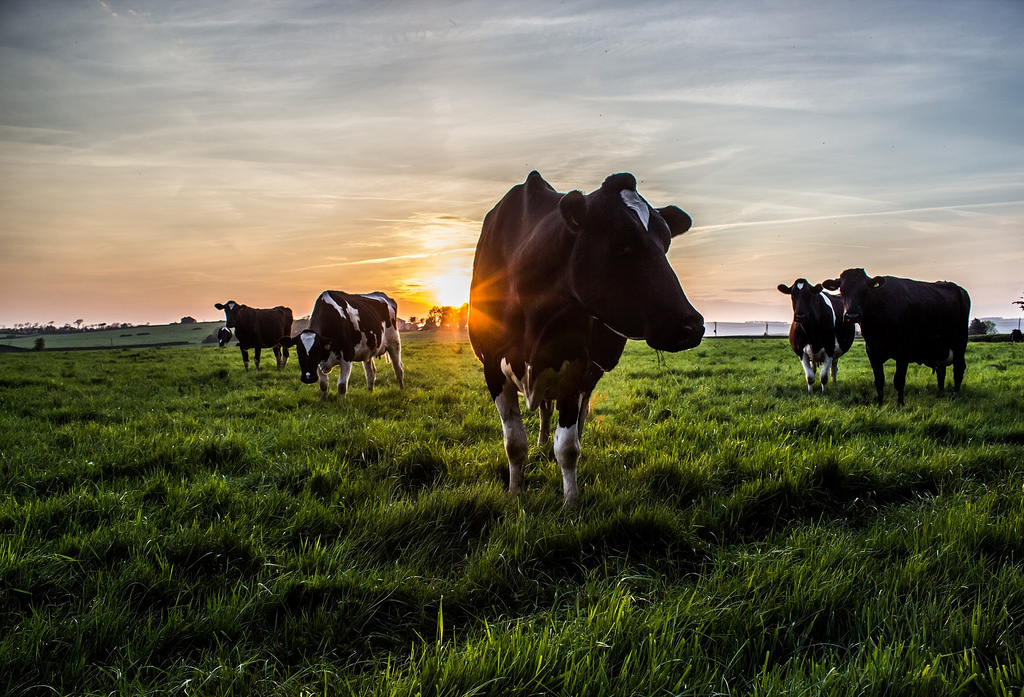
left=300, top=331, right=316, bottom=355
left=322, top=292, right=356, bottom=328
left=227, top=301, right=237, bottom=310
left=554, top=421, right=581, bottom=506
left=796, top=282, right=805, bottom=291
left=820, top=293, right=837, bottom=326
left=620, top=190, right=650, bottom=230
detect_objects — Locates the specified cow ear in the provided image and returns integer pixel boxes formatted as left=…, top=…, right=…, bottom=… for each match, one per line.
left=559, top=190, right=586, bottom=233
left=870, top=276, right=886, bottom=289
left=215, top=303, right=225, bottom=310
left=821, top=278, right=841, bottom=291
left=777, top=284, right=792, bottom=295
left=658, top=206, right=692, bottom=237
left=813, top=283, right=823, bottom=294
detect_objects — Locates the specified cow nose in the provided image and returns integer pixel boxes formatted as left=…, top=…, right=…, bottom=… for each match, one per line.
left=647, top=320, right=704, bottom=352
left=301, top=372, right=317, bottom=384
left=845, top=312, right=861, bottom=322
left=794, top=313, right=808, bottom=322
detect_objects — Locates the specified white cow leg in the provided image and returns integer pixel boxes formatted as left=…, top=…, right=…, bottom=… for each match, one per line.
left=555, top=395, right=583, bottom=508
left=537, top=400, right=553, bottom=446
left=386, top=340, right=405, bottom=389
left=336, top=361, right=353, bottom=397
left=801, top=349, right=815, bottom=395
left=363, top=359, right=377, bottom=392
left=495, top=383, right=528, bottom=496
left=820, top=354, right=833, bottom=393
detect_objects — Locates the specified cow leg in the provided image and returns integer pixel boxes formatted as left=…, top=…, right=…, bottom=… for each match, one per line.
left=317, top=368, right=330, bottom=401
left=495, top=383, right=527, bottom=496
left=555, top=394, right=584, bottom=509
left=870, top=357, right=887, bottom=405
left=336, top=361, right=353, bottom=397
left=254, top=347, right=264, bottom=371
left=363, top=359, right=377, bottom=392
left=240, top=347, right=250, bottom=371
left=819, top=353, right=833, bottom=393
left=830, top=354, right=840, bottom=386
left=273, top=346, right=284, bottom=369
left=934, top=364, right=947, bottom=393
left=800, top=348, right=815, bottom=395
left=953, top=351, right=966, bottom=392
left=893, top=360, right=909, bottom=407
left=386, top=338, right=405, bottom=389
left=537, top=400, right=553, bottom=446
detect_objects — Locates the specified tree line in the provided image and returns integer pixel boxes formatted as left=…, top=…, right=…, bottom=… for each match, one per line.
left=407, top=304, right=469, bottom=331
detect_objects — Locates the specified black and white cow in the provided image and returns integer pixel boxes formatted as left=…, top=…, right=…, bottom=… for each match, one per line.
left=214, top=301, right=293, bottom=371
left=822, top=268, right=970, bottom=405
left=777, top=278, right=855, bottom=394
left=280, top=290, right=404, bottom=399
left=469, top=171, right=705, bottom=507
left=217, top=326, right=232, bottom=348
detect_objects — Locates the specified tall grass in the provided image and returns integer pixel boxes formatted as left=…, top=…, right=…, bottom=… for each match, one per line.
left=1, top=335, right=1022, bottom=695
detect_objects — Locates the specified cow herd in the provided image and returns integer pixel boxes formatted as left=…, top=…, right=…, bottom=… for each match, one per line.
left=216, top=171, right=973, bottom=507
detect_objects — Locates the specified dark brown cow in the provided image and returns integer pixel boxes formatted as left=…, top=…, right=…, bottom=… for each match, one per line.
left=214, top=301, right=293, bottom=371
left=822, top=268, right=970, bottom=405
left=469, top=171, right=704, bottom=507
left=778, top=279, right=855, bottom=394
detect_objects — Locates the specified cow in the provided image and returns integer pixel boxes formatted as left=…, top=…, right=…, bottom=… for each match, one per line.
left=1011, top=328, right=1022, bottom=343
left=213, top=301, right=293, bottom=371
left=777, top=279, right=855, bottom=394
left=280, top=290, right=404, bottom=399
left=469, top=171, right=705, bottom=507
left=217, top=326, right=232, bottom=348
left=821, top=268, right=970, bottom=406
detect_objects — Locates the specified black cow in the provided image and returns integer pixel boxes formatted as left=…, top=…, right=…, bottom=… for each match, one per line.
left=280, top=290, right=404, bottom=399
left=822, top=268, right=970, bottom=405
left=214, top=301, right=293, bottom=371
left=777, top=279, right=855, bottom=394
left=469, top=171, right=704, bottom=507
left=1011, top=328, right=1022, bottom=343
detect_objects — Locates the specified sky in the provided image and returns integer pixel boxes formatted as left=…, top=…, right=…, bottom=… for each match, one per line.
left=1, top=0, right=1022, bottom=328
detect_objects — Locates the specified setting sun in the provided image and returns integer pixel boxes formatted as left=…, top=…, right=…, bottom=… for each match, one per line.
left=429, top=268, right=472, bottom=308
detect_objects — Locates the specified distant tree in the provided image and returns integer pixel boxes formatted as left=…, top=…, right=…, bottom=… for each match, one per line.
left=33, top=337, right=45, bottom=351
left=425, top=305, right=460, bottom=330
left=1014, top=293, right=1024, bottom=314
left=180, top=316, right=197, bottom=324
left=968, top=318, right=996, bottom=336
left=457, top=303, right=469, bottom=330
left=74, top=319, right=84, bottom=330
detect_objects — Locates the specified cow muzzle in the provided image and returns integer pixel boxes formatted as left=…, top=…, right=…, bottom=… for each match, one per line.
left=646, top=321, right=705, bottom=352
left=301, top=372, right=318, bottom=384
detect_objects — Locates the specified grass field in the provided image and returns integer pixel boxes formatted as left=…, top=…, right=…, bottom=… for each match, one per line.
left=1, top=334, right=1022, bottom=696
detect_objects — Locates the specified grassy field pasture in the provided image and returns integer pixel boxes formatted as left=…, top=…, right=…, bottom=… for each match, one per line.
left=1, top=334, right=1022, bottom=695
left=0, top=322, right=226, bottom=351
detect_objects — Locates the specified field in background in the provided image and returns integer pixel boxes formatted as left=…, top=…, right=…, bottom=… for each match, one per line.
left=1, top=336, right=1022, bottom=695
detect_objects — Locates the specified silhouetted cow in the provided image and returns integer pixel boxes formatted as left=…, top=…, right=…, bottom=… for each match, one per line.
left=822, top=268, right=970, bottom=405
left=778, top=279, right=855, bottom=394
left=1011, top=328, right=1022, bottom=343
left=280, top=290, right=404, bottom=399
left=214, top=301, right=293, bottom=371
left=469, top=171, right=704, bottom=507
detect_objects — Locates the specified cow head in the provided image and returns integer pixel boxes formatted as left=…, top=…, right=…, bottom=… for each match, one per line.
left=214, top=301, right=242, bottom=328
left=562, top=173, right=704, bottom=352
left=821, top=268, right=885, bottom=323
left=217, top=326, right=232, bottom=347
left=777, top=279, right=823, bottom=323
left=280, top=330, right=330, bottom=384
